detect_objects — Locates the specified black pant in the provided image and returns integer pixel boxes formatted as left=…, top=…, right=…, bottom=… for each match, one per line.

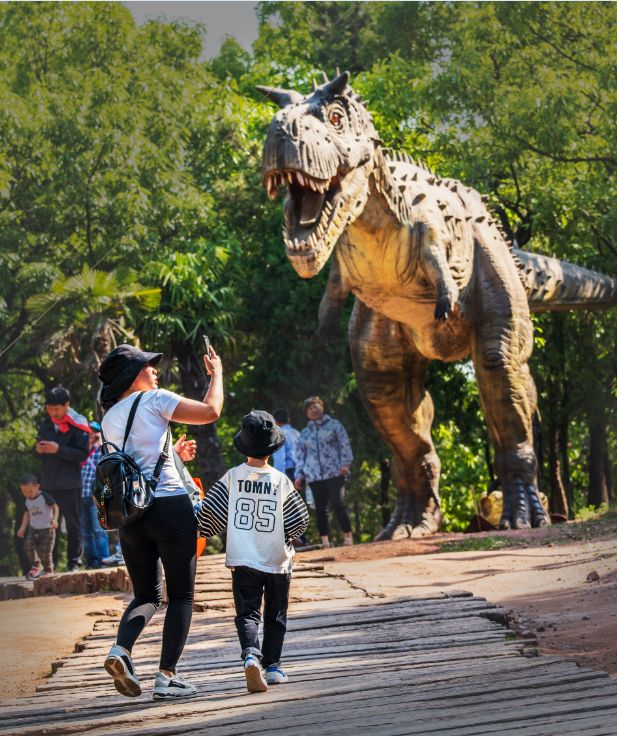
left=117, top=494, right=197, bottom=672
left=310, top=475, right=351, bottom=536
left=232, top=566, right=291, bottom=668
left=51, top=487, right=83, bottom=567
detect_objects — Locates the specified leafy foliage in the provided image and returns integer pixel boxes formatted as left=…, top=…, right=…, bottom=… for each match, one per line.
left=0, top=1, right=615, bottom=573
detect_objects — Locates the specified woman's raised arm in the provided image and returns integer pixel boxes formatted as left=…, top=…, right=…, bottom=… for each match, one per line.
left=171, top=350, right=224, bottom=424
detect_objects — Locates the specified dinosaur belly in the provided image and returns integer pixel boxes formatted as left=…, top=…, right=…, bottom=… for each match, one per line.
left=354, top=288, right=472, bottom=362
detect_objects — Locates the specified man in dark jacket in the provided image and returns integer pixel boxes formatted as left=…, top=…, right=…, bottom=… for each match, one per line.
left=35, top=387, right=90, bottom=571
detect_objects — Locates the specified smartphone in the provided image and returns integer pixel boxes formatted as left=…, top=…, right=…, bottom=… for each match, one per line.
left=201, top=334, right=211, bottom=356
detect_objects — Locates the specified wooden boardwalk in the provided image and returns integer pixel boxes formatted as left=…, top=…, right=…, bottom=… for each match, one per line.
left=2, top=555, right=617, bottom=736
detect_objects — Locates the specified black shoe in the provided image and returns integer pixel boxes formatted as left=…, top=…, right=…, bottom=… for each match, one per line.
left=67, top=562, right=81, bottom=573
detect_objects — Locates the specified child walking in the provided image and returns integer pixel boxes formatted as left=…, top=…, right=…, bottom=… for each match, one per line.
left=196, top=410, right=309, bottom=692
left=16, top=474, right=59, bottom=579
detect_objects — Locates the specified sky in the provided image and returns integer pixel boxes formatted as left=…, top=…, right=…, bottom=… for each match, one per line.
left=124, top=1, right=260, bottom=58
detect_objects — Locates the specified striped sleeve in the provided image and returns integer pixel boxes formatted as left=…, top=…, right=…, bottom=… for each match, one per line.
left=195, top=479, right=229, bottom=538
left=283, top=488, right=309, bottom=543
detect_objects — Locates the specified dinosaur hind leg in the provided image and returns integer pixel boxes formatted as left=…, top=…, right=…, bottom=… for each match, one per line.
left=349, top=301, right=442, bottom=540
left=472, top=319, right=549, bottom=530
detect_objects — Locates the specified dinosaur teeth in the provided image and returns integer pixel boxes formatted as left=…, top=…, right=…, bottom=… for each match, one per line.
left=297, top=172, right=305, bottom=186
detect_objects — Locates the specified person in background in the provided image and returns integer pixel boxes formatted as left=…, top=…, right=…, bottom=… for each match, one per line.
left=271, top=409, right=300, bottom=481
left=80, top=421, right=109, bottom=568
left=16, top=474, right=59, bottom=579
left=13, top=488, right=31, bottom=576
left=35, top=387, right=90, bottom=572
left=272, top=408, right=308, bottom=546
left=294, top=396, right=354, bottom=549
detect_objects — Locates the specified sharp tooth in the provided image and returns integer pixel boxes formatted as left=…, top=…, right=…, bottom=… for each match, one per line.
left=287, top=172, right=293, bottom=184
left=294, top=238, right=299, bottom=250
left=297, top=172, right=305, bottom=186
left=307, top=178, right=315, bottom=191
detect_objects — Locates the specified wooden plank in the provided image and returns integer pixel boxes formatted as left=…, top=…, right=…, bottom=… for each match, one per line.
left=3, top=554, right=616, bottom=736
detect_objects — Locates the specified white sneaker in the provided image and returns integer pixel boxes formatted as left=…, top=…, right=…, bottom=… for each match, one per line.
left=104, top=645, right=141, bottom=697
left=264, top=664, right=289, bottom=685
left=101, top=550, right=125, bottom=566
left=153, top=671, right=197, bottom=700
left=244, top=654, right=268, bottom=693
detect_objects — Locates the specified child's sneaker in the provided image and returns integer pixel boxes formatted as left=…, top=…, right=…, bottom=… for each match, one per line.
left=104, top=644, right=141, bottom=697
left=244, top=654, right=268, bottom=693
left=152, top=671, right=197, bottom=700
left=26, top=565, right=41, bottom=581
left=264, top=664, right=289, bottom=685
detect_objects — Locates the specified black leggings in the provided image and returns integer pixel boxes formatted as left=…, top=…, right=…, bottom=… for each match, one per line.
left=310, top=475, right=351, bottom=536
left=117, top=494, right=197, bottom=672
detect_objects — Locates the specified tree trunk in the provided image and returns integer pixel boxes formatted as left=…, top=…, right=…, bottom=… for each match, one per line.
left=547, top=417, right=568, bottom=519
left=588, top=417, right=612, bottom=507
left=380, top=459, right=390, bottom=527
left=544, top=313, right=569, bottom=519
left=559, top=411, right=574, bottom=518
left=174, top=340, right=226, bottom=488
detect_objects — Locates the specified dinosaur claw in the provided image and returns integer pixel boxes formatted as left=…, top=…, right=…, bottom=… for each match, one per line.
left=434, top=295, right=455, bottom=321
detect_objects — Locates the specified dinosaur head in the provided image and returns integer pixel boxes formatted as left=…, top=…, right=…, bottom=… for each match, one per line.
left=259, top=72, right=379, bottom=278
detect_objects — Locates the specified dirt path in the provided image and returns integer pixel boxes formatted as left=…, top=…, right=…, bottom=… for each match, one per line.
left=3, top=514, right=616, bottom=700
left=0, top=592, right=128, bottom=699
left=300, top=518, right=617, bottom=676
left=5, top=555, right=617, bottom=736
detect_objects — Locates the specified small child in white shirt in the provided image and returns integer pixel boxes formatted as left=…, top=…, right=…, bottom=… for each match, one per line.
left=16, top=474, right=59, bottom=579
left=196, top=410, right=309, bottom=692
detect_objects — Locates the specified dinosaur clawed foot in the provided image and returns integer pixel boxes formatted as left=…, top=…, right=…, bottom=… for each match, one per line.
left=499, top=477, right=550, bottom=530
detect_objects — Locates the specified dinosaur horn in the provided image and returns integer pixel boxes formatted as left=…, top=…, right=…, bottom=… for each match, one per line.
left=321, top=71, right=329, bottom=83
left=321, top=70, right=350, bottom=97
left=255, top=86, right=303, bottom=108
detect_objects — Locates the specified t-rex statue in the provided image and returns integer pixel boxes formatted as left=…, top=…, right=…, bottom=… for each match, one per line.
left=258, top=71, right=617, bottom=537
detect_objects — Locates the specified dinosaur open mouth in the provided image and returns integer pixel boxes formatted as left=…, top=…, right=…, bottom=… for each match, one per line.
left=263, top=169, right=342, bottom=256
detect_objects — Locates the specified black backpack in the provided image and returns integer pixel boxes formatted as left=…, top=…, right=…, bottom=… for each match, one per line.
left=94, top=392, right=170, bottom=530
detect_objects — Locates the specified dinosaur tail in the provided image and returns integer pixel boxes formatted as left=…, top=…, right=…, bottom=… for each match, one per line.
left=513, top=248, right=617, bottom=312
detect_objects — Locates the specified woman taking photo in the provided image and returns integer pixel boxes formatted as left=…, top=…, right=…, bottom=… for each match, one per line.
left=98, top=343, right=223, bottom=701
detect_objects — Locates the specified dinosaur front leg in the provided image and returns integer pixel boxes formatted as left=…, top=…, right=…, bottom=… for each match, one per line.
left=316, top=250, right=350, bottom=342
left=418, top=227, right=460, bottom=322
left=472, top=319, right=550, bottom=530
left=349, top=300, right=442, bottom=540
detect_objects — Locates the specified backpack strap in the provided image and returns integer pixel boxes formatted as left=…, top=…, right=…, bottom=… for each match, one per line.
left=122, top=392, right=145, bottom=452
left=149, top=426, right=171, bottom=491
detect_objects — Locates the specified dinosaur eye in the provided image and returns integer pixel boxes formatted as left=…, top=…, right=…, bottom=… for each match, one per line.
left=329, top=111, right=342, bottom=127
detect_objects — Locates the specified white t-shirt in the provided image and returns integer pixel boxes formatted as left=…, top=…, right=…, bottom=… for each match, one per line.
left=225, top=464, right=295, bottom=574
left=101, top=389, right=185, bottom=497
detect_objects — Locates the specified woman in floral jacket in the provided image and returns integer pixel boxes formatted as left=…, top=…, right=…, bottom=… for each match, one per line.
left=294, top=396, right=353, bottom=548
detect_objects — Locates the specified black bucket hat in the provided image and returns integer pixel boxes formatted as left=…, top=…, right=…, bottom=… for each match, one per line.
left=99, top=344, right=162, bottom=409
left=233, top=410, right=286, bottom=458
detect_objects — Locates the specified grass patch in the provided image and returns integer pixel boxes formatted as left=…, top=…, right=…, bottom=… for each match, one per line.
left=440, top=536, right=523, bottom=553
left=439, top=507, right=617, bottom=553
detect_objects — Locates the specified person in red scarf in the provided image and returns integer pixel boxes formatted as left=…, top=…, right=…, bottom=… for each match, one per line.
left=35, top=387, right=90, bottom=572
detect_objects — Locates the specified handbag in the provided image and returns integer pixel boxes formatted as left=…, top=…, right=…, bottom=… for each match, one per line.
left=93, top=392, right=170, bottom=530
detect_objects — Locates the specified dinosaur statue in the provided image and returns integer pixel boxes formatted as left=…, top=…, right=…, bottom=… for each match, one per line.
left=258, top=71, right=617, bottom=537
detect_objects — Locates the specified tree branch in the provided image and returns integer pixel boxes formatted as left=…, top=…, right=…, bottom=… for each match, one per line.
left=509, top=133, right=616, bottom=170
